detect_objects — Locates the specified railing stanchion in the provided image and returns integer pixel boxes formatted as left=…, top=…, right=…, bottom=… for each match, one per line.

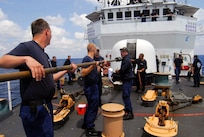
left=7, top=81, right=12, bottom=111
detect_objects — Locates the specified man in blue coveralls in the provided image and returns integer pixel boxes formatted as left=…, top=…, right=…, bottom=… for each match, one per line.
left=135, top=53, right=147, bottom=92
left=0, top=18, right=77, bottom=137
left=94, top=48, right=104, bottom=107
left=81, top=43, right=101, bottom=136
left=174, top=54, right=183, bottom=83
left=116, top=47, right=134, bottom=120
left=192, top=55, right=202, bottom=87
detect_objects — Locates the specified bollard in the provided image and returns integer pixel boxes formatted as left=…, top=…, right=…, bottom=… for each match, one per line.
left=101, top=103, right=125, bottom=137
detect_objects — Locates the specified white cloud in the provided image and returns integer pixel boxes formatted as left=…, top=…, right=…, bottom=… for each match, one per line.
left=45, top=21, right=88, bottom=58
left=70, top=13, right=90, bottom=29
left=74, top=32, right=85, bottom=39
left=0, top=8, right=22, bottom=38
left=0, top=8, right=88, bottom=58
left=0, top=20, right=23, bottom=37
left=0, top=8, right=7, bottom=20
left=51, top=25, right=68, bottom=38
left=0, top=9, right=26, bottom=55
left=45, top=14, right=65, bottom=26
left=0, top=45, right=6, bottom=49
left=46, top=38, right=88, bottom=59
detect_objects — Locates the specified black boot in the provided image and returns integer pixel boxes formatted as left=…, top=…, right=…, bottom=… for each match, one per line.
left=86, top=128, right=102, bottom=137
left=81, top=123, right=86, bottom=129
left=123, top=111, right=134, bottom=120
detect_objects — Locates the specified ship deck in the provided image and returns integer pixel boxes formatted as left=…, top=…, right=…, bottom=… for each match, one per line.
left=0, top=76, right=204, bottom=137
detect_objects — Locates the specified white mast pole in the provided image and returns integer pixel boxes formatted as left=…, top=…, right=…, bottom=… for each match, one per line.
left=7, top=81, right=12, bottom=111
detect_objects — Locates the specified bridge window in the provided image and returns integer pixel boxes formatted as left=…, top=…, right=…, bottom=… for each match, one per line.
left=154, top=9, right=159, bottom=15
left=108, top=12, right=114, bottom=21
left=134, top=10, right=141, bottom=18
left=143, top=10, right=150, bottom=16
left=125, top=11, right=131, bottom=20
left=117, top=12, right=123, bottom=20
left=163, top=8, right=169, bottom=15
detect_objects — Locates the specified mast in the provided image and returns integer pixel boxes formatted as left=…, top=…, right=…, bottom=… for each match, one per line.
left=97, top=0, right=129, bottom=8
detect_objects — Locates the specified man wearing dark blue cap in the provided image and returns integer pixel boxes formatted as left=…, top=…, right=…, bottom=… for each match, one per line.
left=116, top=47, right=134, bottom=120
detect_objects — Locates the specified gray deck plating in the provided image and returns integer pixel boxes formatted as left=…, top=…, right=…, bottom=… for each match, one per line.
left=0, top=77, right=204, bottom=137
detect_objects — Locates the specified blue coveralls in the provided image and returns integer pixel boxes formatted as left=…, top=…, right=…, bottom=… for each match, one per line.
left=193, top=58, right=202, bottom=87
left=135, top=59, right=147, bottom=91
left=174, top=57, right=183, bottom=82
left=94, top=55, right=104, bottom=106
left=64, top=59, right=73, bottom=84
left=119, top=55, right=134, bottom=112
left=8, top=41, right=55, bottom=137
left=82, top=56, right=99, bottom=129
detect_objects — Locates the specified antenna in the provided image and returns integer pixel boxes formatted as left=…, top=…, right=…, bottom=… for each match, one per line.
left=97, top=0, right=107, bottom=7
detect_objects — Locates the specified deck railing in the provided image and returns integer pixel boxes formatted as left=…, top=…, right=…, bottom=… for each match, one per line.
left=0, top=80, right=20, bottom=110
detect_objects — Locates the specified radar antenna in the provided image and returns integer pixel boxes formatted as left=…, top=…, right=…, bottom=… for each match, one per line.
left=97, top=0, right=108, bottom=7
left=97, top=0, right=121, bottom=7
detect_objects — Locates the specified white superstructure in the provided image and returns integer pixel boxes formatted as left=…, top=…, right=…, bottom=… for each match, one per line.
left=86, top=0, right=203, bottom=75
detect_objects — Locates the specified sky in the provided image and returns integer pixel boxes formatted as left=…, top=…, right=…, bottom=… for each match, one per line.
left=0, top=0, right=204, bottom=59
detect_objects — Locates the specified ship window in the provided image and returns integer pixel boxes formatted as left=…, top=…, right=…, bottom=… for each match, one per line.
left=117, top=12, right=123, bottom=20
left=153, top=9, right=159, bottom=15
left=125, top=11, right=131, bottom=20
left=142, top=10, right=150, bottom=16
left=163, top=8, right=169, bottom=15
left=108, top=12, right=113, bottom=21
left=134, top=11, right=141, bottom=18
